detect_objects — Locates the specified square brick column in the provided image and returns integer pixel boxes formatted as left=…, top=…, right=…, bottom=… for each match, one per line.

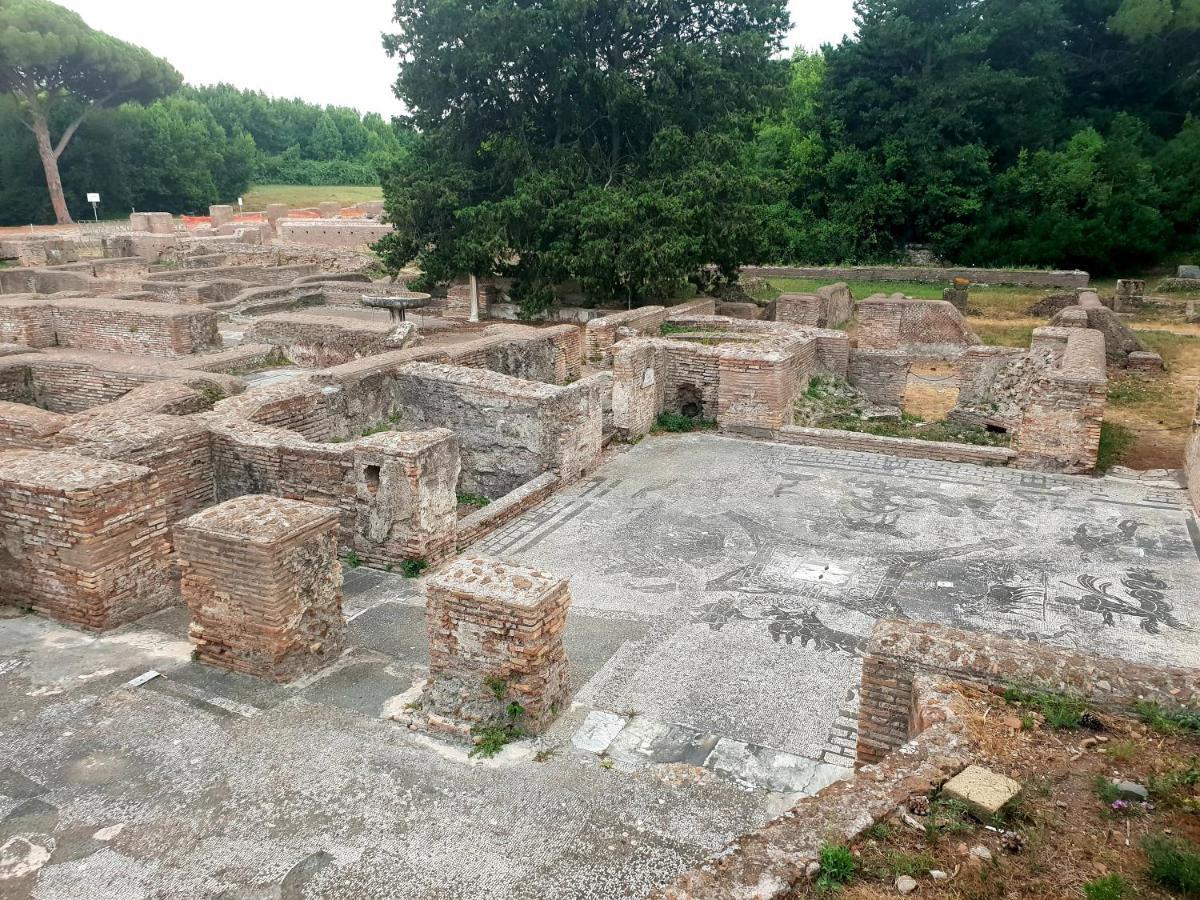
left=174, top=495, right=345, bottom=681
left=0, top=450, right=174, bottom=631
left=424, top=558, right=571, bottom=735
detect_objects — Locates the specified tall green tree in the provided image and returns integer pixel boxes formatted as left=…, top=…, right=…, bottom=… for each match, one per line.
left=0, top=0, right=180, bottom=223
left=378, top=0, right=790, bottom=311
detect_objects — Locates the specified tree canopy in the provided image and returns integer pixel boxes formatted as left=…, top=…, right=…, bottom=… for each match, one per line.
left=377, top=0, right=792, bottom=311
left=0, top=0, right=181, bottom=222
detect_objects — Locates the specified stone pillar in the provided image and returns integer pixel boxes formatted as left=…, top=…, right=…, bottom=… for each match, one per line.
left=145, top=212, right=175, bottom=235
left=423, top=557, right=571, bottom=735
left=1114, top=279, right=1145, bottom=311
left=1186, top=383, right=1200, bottom=516
left=350, top=429, right=460, bottom=566
left=318, top=201, right=342, bottom=219
left=209, top=205, right=235, bottom=228
left=0, top=450, right=173, bottom=631
left=174, top=494, right=345, bottom=681
left=129, top=212, right=150, bottom=232
left=265, top=204, right=290, bottom=232
left=942, top=277, right=970, bottom=312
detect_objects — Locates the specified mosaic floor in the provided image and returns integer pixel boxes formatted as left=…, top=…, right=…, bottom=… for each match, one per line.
left=2, top=434, right=1197, bottom=898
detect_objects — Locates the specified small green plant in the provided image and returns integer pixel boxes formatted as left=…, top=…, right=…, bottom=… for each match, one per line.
left=924, top=797, right=976, bottom=840
left=886, top=851, right=938, bottom=878
left=652, top=412, right=716, bottom=433
left=468, top=691, right=526, bottom=758
left=599, top=757, right=614, bottom=769
left=1144, top=834, right=1200, bottom=895
left=197, top=383, right=226, bottom=406
left=1135, top=701, right=1200, bottom=735
left=1096, top=421, right=1135, bottom=473
left=400, top=558, right=428, bottom=578
left=1149, top=758, right=1200, bottom=809
left=342, top=550, right=362, bottom=568
left=469, top=721, right=524, bottom=758
left=1083, top=874, right=1128, bottom=900
left=1003, top=686, right=1088, bottom=729
left=865, top=822, right=891, bottom=841
left=1105, top=740, right=1139, bottom=762
left=457, top=492, right=491, bottom=509
left=533, top=747, right=557, bottom=763
left=659, top=322, right=695, bottom=336
left=484, top=675, right=507, bottom=700
left=816, top=843, right=856, bottom=891
left=361, top=421, right=393, bottom=437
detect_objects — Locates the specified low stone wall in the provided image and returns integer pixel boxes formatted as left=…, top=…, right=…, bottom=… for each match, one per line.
left=660, top=618, right=1200, bottom=898
left=1050, top=290, right=1160, bottom=368
left=846, top=349, right=911, bottom=406
left=772, top=425, right=1017, bottom=466
left=771, top=283, right=853, bottom=328
left=1015, top=327, right=1107, bottom=473
left=277, top=218, right=393, bottom=249
left=0, top=295, right=221, bottom=357
left=391, top=363, right=604, bottom=498
left=856, top=295, right=980, bottom=356
left=858, top=620, right=1200, bottom=764
left=456, top=472, right=561, bottom=550
left=742, top=264, right=1090, bottom=289
left=0, top=450, right=174, bottom=631
left=1186, top=384, right=1200, bottom=516
left=244, top=312, right=413, bottom=367
left=583, top=298, right=716, bottom=365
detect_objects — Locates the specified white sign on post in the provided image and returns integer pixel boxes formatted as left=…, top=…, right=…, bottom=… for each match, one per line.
left=86, top=193, right=100, bottom=203
left=86, top=192, right=101, bottom=221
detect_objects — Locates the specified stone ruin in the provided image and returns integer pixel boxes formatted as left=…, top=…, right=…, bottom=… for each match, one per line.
left=1049, top=289, right=1162, bottom=370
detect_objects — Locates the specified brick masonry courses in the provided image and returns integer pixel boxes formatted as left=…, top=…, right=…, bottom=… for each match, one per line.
left=741, top=263, right=1090, bottom=288
left=583, top=298, right=717, bottom=365
left=659, top=619, right=1200, bottom=898
left=1187, top=383, right=1200, bottom=516
left=277, top=219, right=393, bottom=249
left=855, top=295, right=981, bottom=357
left=770, top=283, right=853, bottom=328
left=423, top=557, right=572, bottom=735
left=174, top=494, right=346, bottom=681
left=0, top=450, right=175, bottom=631
left=0, top=295, right=221, bottom=357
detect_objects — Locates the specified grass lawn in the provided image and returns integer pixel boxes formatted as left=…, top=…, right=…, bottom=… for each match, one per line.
left=241, top=184, right=383, bottom=211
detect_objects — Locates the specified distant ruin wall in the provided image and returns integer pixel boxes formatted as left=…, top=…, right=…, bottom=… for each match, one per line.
left=855, top=297, right=980, bottom=356
left=1187, top=385, right=1200, bottom=516
left=583, top=298, right=717, bottom=365
left=277, top=218, right=393, bottom=249
left=742, top=264, right=1090, bottom=288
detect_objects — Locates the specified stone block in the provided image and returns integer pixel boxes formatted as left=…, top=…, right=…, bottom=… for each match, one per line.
left=208, top=205, right=235, bottom=228
left=1179, top=265, right=1200, bottom=279
left=942, top=765, right=1022, bottom=818
left=175, top=494, right=345, bottom=681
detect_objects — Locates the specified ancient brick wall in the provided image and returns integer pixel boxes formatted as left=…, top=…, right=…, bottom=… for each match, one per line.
left=444, top=277, right=496, bottom=321
left=1186, top=385, right=1200, bottom=516
left=244, top=312, right=407, bottom=367
left=0, top=450, right=174, bottom=631
left=0, top=362, right=33, bottom=404
left=175, top=494, right=345, bottom=680
left=1050, top=290, right=1157, bottom=367
left=583, top=298, right=717, bottom=365
left=717, top=338, right=812, bottom=434
left=772, top=283, right=852, bottom=328
left=774, top=425, right=1016, bottom=466
left=277, top=219, right=393, bottom=249
left=456, top=473, right=560, bottom=550
left=857, top=619, right=1200, bottom=764
left=391, top=363, right=603, bottom=498
left=611, top=342, right=664, bottom=437
left=0, top=296, right=221, bottom=357
left=742, top=264, right=1090, bottom=288
left=0, top=401, right=67, bottom=449
left=856, top=296, right=981, bottom=356
left=1015, top=327, right=1107, bottom=473
left=423, top=558, right=571, bottom=735
left=847, top=350, right=911, bottom=406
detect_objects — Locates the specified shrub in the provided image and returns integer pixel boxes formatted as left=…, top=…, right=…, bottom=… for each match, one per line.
left=1135, top=701, right=1200, bottom=735
left=1144, top=834, right=1200, bottom=895
left=342, top=550, right=362, bottom=569
left=1083, top=874, right=1128, bottom=900
left=653, top=412, right=717, bottom=433
left=1003, top=686, right=1087, bottom=729
left=401, top=558, right=428, bottom=578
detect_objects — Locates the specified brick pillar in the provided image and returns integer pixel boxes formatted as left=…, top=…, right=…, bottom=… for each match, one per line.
left=209, top=205, right=234, bottom=228
left=424, top=557, right=571, bottom=735
left=855, top=652, right=916, bottom=766
left=265, top=204, right=290, bottom=232
left=174, top=494, right=345, bottom=681
left=0, top=450, right=173, bottom=631
left=350, top=429, right=460, bottom=566
left=318, top=201, right=342, bottom=219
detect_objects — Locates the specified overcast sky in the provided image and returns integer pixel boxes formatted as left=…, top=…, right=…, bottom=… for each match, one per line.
left=54, top=1, right=856, bottom=117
